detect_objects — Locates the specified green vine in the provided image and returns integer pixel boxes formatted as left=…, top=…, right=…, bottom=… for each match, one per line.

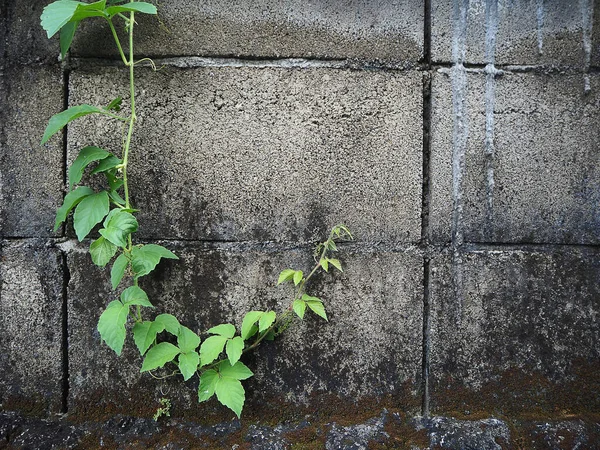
left=40, top=0, right=352, bottom=418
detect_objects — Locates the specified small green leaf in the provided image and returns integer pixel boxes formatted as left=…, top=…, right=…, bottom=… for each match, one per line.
left=219, top=360, right=253, bottom=381
left=199, top=335, right=227, bottom=366
left=215, top=377, right=245, bottom=418
left=133, top=320, right=165, bottom=355
left=131, top=244, right=178, bottom=279
left=89, top=236, right=117, bottom=267
left=301, top=294, right=321, bottom=302
left=155, top=314, right=180, bottom=335
left=110, top=253, right=128, bottom=289
left=99, top=210, right=138, bottom=248
left=241, top=311, right=263, bottom=340
left=68, top=146, right=111, bottom=188
left=320, top=258, right=329, bottom=272
left=121, top=285, right=152, bottom=307
left=226, top=336, right=244, bottom=366
left=207, top=324, right=235, bottom=339
left=293, top=270, right=303, bottom=286
left=328, top=258, right=343, bottom=272
left=54, top=186, right=94, bottom=231
left=198, top=369, right=218, bottom=402
left=178, top=351, right=199, bottom=381
left=277, top=269, right=295, bottom=285
left=105, top=2, right=157, bottom=17
left=293, top=299, right=306, bottom=319
left=90, top=155, right=122, bottom=175
left=41, top=104, right=118, bottom=145
left=97, top=299, right=128, bottom=355
left=109, top=189, right=126, bottom=206
left=73, top=191, right=109, bottom=241
left=258, top=311, right=276, bottom=333
left=177, top=326, right=201, bottom=354
left=105, top=96, right=122, bottom=112
left=141, top=342, right=180, bottom=372
left=307, top=301, right=327, bottom=321
left=59, top=20, right=77, bottom=58
left=326, top=240, right=338, bottom=251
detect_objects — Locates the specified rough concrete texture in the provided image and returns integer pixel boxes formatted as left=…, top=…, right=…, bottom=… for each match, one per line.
left=431, top=0, right=596, bottom=67
left=66, top=240, right=423, bottom=416
left=428, top=247, right=600, bottom=417
left=429, top=70, right=600, bottom=245
left=70, top=0, right=424, bottom=64
left=0, top=65, right=64, bottom=238
left=0, top=240, right=64, bottom=414
left=66, top=65, right=423, bottom=243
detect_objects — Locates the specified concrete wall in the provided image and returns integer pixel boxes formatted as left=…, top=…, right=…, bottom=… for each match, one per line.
left=1, top=0, right=599, bottom=424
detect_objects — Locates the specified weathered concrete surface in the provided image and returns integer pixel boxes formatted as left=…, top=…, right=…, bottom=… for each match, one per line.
left=431, top=0, right=595, bottom=67
left=429, top=71, right=600, bottom=245
left=67, top=66, right=423, bottom=243
left=66, top=241, right=423, bottom=417
left=70, top=1, right=424, bottom=64
left=0, top=240, right=64, bottom=414
left=428, top=248, right=600, bottom=417
left=0, top=65, right=64, bottom=238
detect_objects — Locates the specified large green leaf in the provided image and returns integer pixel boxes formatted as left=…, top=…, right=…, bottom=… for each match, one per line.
left=215, top=377, right=245, bottom=418
left=219, top=360, right=254, bottom=381
left=54, top=186, right=94, bottom=231
left=178, top=351, right=199, bottom=381
left=241, top=311, right=263, bottom=340
left=225, top=337, right=244, bottom=366
left=293, top=299, right=306, bottom=319
left=131, top=244, right=178, bottom=278
left=199, top=335, right=227, bottom=367
left=97, top=299, right=129, bottom=355
left=73, top=191, right=109, bottom=241
left=41, top=104, right=120, bottom=145
left=140, top=342, right=180, bottom=372
left=198, top=369, right=218, bottom=402
left=110, top=253, right=128, bottom=289
left=259, top=311, right=276, bottom=333
left=99, top=210, right=138, bottom=248
left=41, top=0, right=85, bottom=38
left=207, top=323, right=235, bottom=339
left=177, top=326, right=200, bottom=353
left=105, top=2, right=157, bottom=16
left=120, top=285, right=152, bottom=307
left=306, top=300, right=327, bottom=321
left=89, top=236, right=117, bottom=267
left=133, top=320, right=165, bottom=355
left=154, top=314, right=181, bottom=335
left=68, top=146, right=111, bottom=188
left=277, top=269, right=295, bottom=285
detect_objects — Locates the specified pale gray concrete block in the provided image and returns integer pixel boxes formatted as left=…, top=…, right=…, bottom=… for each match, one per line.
left=428, top=248, right=600, bottom=416
left=431, top=0, right=593, bottom=67
left=429, top=71, right=600, bottom=245
left=66, top=241, right=423, bottom=416
left=67, top=66, right=423, bottom=243
left=0, top=65, right=64, bottom=238
left=70, top=1, right=424, bottom=64
left=0, top=240, right=64, bottom=414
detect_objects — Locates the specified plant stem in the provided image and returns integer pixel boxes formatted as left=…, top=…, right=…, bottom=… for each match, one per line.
left=107, top=19, right=128, bottom=66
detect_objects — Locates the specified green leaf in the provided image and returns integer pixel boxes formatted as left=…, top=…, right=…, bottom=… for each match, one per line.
left=178, top=351, right=199, bottom=381
left=105, top=2, right=157, bottom=16
left=199, top=335, right=227, bottom=366
left=177, top=326, right=201, bottom=353
left=121, top=285, right=152, bottom=307
left=109, top=189, right=126, bottom=206
left=41, top=0, right=85, bottom=38
left=90, top=155, right=122, bottom=175
left=293, top=270, right=303, bottom=286
left=328, top=258, right=343, bottom=272
left=226, top=336, right=244, bottom=366
left=110, top=253, right=128, bottom=289
left=155, top=314, right=180, bottom=335
left=277, top=269, right=295, bottom=285
left=131, top=244, right=178, bottom=279
left=215, top=377, right=245, bottom=418
left=301, top=294, right=321, bottom=302
left=89, top=236, right=117, bottom=267
left=219, top=360, right=254, bottom=380
left=54, top=186, right=94, bottom=231
left=207, top=324, right=235, bottom=339
left=307, top=301, right=327, bottom=321
left=141, top=342, right=180, bottom=372
left=41, top=104, right=118, bottom=145
left=99, top=210, right=138, bottom=248
left=59, top=20, right=77, bottom=58
left=259, top=311, right=276, bottom=333
left=241, top=311, right=263, bottom=340
left=73, top=191, right=109, bottom=241
left=293, top=299, right=306, bottom=319
left=133, top=320, right=165, bottom=355
left=68, top=146, right=111, bottom=188
left=320, top=258, right=329, bottom=272
left=105, top=96, right=122, bottom=112
left=326, top=240, right=338, bottom=251
left=97, top=299, right=129, bottom=355
left=198, top=369, right=218, bottom=402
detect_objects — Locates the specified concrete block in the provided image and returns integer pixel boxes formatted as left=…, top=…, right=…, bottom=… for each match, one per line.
left=429, top=71, right=600, bottom=245
left=70, top=1, right=424, bottom=64
left=428, top=247, right=600, bottom=417
left=0, top=240, right=64, bottom=414
left=66, top=242, right=423, bottom=416
left=431, top=0, right=594, bottom=67
left=67, top=66, right=423, bottom=243
left=0, top=65, right=64, bottom=238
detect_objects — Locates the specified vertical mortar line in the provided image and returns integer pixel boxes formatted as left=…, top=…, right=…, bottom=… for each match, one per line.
left=535, top=0, right=545, bottom=56
left=581, top=0, right=594, bottom=92
left=421, top=257, right=431, bottom=417
left=424, top=0, right=431, bottom=64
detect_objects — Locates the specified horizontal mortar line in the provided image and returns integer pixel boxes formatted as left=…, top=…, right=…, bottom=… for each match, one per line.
left=462, top=241, right=600, bottom=252
left=432, top=62, right=600, bottom=74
